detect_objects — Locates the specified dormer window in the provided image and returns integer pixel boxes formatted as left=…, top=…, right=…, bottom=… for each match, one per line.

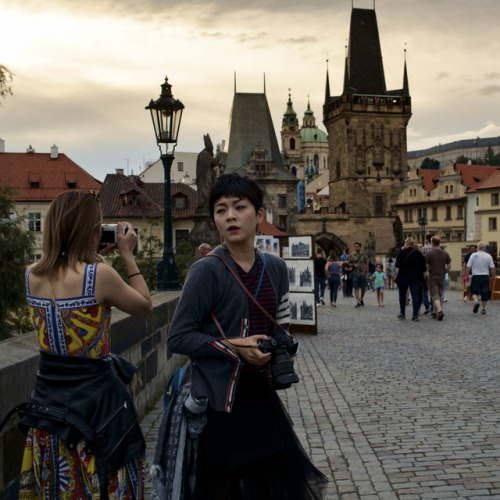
left=30, top=182, right=40, bottom=189
left=29, top=172, right=40, bottom=189
left=174, top=194, right=187, bottom=209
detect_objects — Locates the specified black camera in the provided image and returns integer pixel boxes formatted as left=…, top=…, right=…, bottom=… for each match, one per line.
left=258, top=331, right=299, bottom=390
left=98, top=224, right=128, bottom=252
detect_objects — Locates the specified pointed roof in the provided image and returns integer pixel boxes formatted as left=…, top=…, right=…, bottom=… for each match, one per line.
left=403, top=58, right=410, bottom=97
left=225, top=92, right=295, bottom=181
left=283, top=92, right=298, bottom=125
left=257, top=218, right=290, bottom=236
left=0, top=151, right=101, bottom=201
left=325, top=66, right=331, bottom=103
left=346, top=8, right=386, bottom=95
left=455, top=164, right=500, bottom=192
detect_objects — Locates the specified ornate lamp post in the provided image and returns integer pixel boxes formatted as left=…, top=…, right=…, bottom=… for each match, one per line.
left=146, top=76, right=184, bottom=290
left=418, top=217, right=427, bottom=245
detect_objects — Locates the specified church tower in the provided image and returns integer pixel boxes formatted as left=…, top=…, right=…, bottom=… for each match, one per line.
left=281, top=92, right=302, bottom=177
left=323, top=7, right=411, bottom=218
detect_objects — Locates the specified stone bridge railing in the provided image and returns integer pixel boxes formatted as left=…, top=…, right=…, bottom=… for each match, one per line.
left=0, top=291, right=185, bottom=495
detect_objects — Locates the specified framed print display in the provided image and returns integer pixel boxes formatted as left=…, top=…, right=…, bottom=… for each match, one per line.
left=286, top=259, right=314, bottom=292
left=288, top=292, right=316, bottom=325
left=288, top=236, right=313, bottom=259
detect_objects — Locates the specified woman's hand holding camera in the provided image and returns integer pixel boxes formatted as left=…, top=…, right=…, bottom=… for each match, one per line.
left=117, top=222, right=137, bottom=256
left=223, top=335, right=272, bottom=366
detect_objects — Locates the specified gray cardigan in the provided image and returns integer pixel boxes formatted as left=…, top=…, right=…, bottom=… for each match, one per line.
left=167, top=245, right=290, bottom=412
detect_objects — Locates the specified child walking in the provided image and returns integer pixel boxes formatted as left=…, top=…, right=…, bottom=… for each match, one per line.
left=373, top=263, right=387, bottom=306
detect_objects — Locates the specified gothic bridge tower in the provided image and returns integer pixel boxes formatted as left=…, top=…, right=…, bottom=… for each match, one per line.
left=323, top=7, right=411, bottom=224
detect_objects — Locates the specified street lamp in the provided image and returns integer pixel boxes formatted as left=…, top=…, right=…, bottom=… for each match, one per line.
left=146, top=76, right=184, bottom=290
left=418, top=217, right=427, bottom=245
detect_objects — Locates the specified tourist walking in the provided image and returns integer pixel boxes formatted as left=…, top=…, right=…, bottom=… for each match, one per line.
left=425, top=236, right=451, bottom=321
left=315, top=249, right=327, bottom=305
left=325, top=251, right=342, bottom=307
left=372, top=263, right=387, bottom=306
left=349, top=242, right=368, bottom=308
left=466, top=241, right=496, bottom=315
left=395, top=237, right=426, bottom=321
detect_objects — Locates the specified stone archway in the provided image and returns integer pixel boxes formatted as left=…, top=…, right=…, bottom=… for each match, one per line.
left=314, top=232, right=347, bottom=258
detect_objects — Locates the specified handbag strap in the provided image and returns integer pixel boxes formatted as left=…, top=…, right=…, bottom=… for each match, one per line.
left=207, top=253, right=293, bottom=339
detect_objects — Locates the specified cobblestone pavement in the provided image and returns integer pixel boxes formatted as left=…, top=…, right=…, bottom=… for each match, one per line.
left=141, top=289, right=500, bottom=499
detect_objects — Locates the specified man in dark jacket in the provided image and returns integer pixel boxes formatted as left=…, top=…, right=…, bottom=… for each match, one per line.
left=395, top=237, right=426, bottom=321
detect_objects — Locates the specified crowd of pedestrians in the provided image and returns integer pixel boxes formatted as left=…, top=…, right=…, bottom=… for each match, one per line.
left=314, top=235, right=497, bottom=321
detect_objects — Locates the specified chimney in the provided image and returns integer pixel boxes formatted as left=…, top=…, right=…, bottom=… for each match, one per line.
left=0, top=138, right=4, bottom=153
left=50, top=144, right=59, bottom=159
left=116, top=168, right=124, bottom=175
left=27, top=145, right=35, bottom=154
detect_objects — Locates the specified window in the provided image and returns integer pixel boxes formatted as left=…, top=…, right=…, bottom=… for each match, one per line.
left=278, top=215, right=288, bottom=229
left=404, top=209, right=413, bottom=223
left=177, top=162, right=184, bottom=172
left=374, top=195, right=384, bottom=216
left=175, top=229, right=190, bottom=254
left=456, top=205, right=463, bottom=219
left=445, top=206, right=452, bottom=220
left=278, top=195, right=287, bottom=208
left=28, top=212, right=41, bottom=232
left=476, top=197, right=479, bottom=207
left=450, top=185, right=454, bottom=193
left=432, top=207, right=438, bottom=221
left=492, top=193, right=499, bottom=206
left=445, top=186, right=448, bottom=194
left=174, top=196, right=186, bottom=209
left=67, top=182, right=77, bottom=189
left=489, top=217, right=497, bottom=231
left=290, top=138, right=295, bottom=150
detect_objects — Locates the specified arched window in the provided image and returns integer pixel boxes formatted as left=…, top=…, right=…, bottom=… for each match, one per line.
left=314, top=154, right=319, bottom=168
left=290, top=138, right=296, bottom=150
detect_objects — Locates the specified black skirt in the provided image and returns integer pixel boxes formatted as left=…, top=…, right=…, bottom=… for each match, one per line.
left=193, top=371, right=327, bottom=500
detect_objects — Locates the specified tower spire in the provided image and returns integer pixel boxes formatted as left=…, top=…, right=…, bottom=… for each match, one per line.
left=403, top=45, right=410, bottom=97
left=325, top=58, right=331, bottom=103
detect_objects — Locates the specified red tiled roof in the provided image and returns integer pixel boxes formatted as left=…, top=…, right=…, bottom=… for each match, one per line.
left=455, top=164, right=500, bottom=190
left=257, top=219, right=290, bottom=236
left=99, top=174, right=198, bottom=220
left=0, top=152, right=101, bottom=200
left=417, top=169, right=440, bottom=192
left=467, top=169, right=500, bottom=193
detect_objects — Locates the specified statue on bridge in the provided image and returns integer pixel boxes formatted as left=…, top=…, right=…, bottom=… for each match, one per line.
left=196, top=134, right=220, bottom=211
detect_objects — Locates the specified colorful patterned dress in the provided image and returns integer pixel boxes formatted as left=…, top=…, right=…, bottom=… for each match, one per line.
left=20, top=263, right=144, bottom=499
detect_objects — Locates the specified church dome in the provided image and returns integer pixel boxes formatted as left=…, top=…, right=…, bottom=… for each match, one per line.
left=300, top=127, right=328, bottom=143
left=300, top=101, right=328, bottom=143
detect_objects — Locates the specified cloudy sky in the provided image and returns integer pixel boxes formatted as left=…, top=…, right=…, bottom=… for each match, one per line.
left=1, top=0, right=500, bottom=181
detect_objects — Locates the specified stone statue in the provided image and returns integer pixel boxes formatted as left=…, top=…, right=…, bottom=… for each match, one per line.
left=393, top=215, right=404, bottom=250
left=196, top=134, right=220, bottom=211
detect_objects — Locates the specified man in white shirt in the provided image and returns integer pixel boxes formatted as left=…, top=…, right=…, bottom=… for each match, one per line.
left=466, top=241, right=496, bottom=314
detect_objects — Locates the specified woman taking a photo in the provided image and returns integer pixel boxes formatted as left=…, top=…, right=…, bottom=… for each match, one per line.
left=20, top=190, right=152, bottom=499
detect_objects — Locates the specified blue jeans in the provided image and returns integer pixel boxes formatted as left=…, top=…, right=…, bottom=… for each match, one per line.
left=316, top=278, right=326, bottom=303
left=328, top=275, right=341, bottom=304
left=398, top=278, right=421, bottom=318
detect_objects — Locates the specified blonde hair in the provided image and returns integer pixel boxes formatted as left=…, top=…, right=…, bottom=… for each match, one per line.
left=32, top=191, right=102, bottom=276
left=405, top=237, right=415, bottom=247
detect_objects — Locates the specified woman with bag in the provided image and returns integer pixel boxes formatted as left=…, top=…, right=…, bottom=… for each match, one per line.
left=166, top=174, right=326, bottom=499
left=20, top=190, right=152, bottom=499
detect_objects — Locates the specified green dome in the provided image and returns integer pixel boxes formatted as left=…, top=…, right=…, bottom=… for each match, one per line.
left=300, top=127, right=328, bottom=143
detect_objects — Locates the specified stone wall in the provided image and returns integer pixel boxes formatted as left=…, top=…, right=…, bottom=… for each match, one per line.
left=0, top=291, right=185, bottom=495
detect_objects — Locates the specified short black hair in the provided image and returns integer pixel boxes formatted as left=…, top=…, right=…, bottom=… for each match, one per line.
left=209, top=174, right=264, bottom=220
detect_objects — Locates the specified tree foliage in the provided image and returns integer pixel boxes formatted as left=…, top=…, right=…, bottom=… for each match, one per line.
left=0, top=186, right=35, bottom=339
left=0, top=64, right=13, bottom=103
left=420, top=157, right=440, bottom=170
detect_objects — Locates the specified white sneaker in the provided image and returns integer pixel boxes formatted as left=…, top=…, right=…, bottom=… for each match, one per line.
left=320, top=298, right=325, bottom=305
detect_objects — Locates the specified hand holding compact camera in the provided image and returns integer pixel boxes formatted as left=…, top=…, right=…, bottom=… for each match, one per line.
left=98, top=223, right=132, bottom=252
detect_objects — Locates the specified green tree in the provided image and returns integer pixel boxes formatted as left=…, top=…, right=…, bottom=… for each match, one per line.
left=420, top=157, right=440, bottom=170
left=0, top=186, right=35, bottom=339
left=0, top=64, right=13, bottom=103
left=485, top=145, right=495, bottom=164
left=456, top=154, right=470, bottom=164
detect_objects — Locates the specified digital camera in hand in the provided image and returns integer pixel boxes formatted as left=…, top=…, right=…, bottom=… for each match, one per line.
left=98, top=224, right=128, bottom=251
left=258, top=330, right=299, bottom=390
